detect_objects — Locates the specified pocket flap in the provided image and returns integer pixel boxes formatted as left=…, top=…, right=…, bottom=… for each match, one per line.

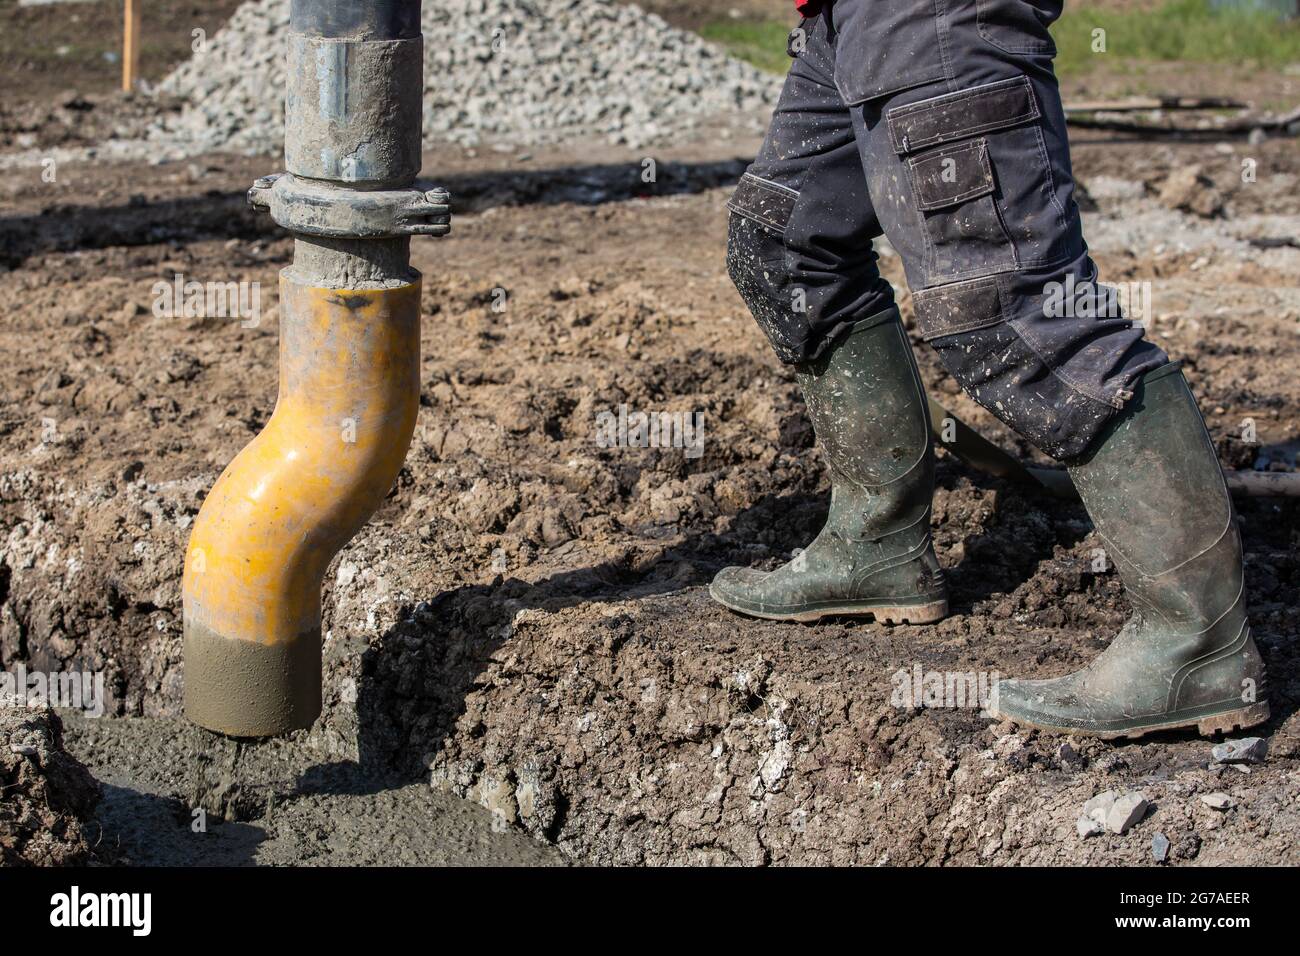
left=910, top=140, right=995, bottom=211
left=888, top=75, right=1040, bottom=155
left=912, top=275, right=1005, bottom=340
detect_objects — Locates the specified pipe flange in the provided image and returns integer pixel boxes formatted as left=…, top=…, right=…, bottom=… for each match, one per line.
left=248, top=172, right=450, bottom=239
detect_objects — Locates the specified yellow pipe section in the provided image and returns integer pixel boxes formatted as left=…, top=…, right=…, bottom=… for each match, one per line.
left=183, top=273, right=420, bottom=736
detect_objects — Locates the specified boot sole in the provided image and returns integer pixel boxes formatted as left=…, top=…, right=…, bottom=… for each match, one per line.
left=990, top=700, right=1270, bottom=741
left=710, top=591, right=949, bottom=626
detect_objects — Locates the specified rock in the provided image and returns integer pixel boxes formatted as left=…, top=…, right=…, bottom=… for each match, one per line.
left=1151, top=832, right=1171, bottom=863
left=1211, top=737, right=1268, bottom=765
left=1082, top=789, right=1119, bottom=824
left=1105, top=791, right=1149, bottom=834
left=1157, top=164, right=1224, bottom=218
left=1077, top=815, right=1105, bottom=839
left=1200, top=792, right=1236, bottom=810
left=1076, top=789, right=1149, bottom=839
left=540, top=509, right=575, bottom=547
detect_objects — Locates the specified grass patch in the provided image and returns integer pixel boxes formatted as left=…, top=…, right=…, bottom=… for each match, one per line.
left=1054, top=0, right=1300, bottom=75
left=701, top=1, right=1300, bottom=76
left=698, top=19, right=792, bottom=75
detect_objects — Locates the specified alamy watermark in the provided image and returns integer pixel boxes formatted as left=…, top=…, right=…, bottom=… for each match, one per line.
left=152, top=272, right=261, bottom=328
left=49, top=886, right=150, bottom=936
left=1043, top=274, right=1152, bottom=324
left=2, top=664, right=106, bottom=717
left=594, top=404, right=705, bottom=459
left=890, top=663, right=998, bottom=711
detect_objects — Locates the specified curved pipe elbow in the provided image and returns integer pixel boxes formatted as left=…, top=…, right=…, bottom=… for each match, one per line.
left=183, top=276, right=421, bottom=737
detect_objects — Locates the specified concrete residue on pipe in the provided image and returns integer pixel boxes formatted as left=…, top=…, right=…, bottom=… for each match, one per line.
left=286, top=32, right=423, bottom=186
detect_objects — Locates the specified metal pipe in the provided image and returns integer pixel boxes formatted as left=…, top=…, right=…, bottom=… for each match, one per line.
left=183, top=0, right=443, bottom=737
left=1220, top=469, right=1300, bottom=498
left=289, top=0, right=421, bottom=40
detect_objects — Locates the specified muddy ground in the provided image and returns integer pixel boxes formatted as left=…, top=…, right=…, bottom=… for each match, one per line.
left=1, top=127, right=1297, bottom=865
left=1, top=699, right=99, bottom=865
left=2, top=3, right=1299, bottom=866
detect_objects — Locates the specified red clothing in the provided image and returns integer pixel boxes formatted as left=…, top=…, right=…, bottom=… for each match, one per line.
left=794, top=0, right=824, bottom=14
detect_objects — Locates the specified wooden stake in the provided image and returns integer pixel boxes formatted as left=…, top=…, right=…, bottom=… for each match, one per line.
left=123, top=0, right=142, bottom=93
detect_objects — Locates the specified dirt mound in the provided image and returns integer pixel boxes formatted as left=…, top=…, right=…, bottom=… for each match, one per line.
left=422, top=591, right=1300, bottom=865
left=0, top=699, right=102, bottom=866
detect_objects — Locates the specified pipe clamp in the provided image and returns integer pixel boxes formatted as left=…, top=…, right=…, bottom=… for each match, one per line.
left=248, top=172, right=450, bottom=239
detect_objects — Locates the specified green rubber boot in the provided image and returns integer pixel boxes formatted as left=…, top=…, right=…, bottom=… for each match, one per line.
left=710, top=307, right=947, bottom=624
left=989, top=363, right=1269, bottom=739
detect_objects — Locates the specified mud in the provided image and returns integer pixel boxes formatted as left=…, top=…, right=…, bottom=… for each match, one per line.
left=2, top=96, right=1298, bottom=864
left=0, top=698, right=100, bottom=866
left=62, top=715, right=561, bottom=865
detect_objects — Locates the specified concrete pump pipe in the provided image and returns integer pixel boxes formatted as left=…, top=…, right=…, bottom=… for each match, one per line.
left=183, top=0, right=445, bottom=736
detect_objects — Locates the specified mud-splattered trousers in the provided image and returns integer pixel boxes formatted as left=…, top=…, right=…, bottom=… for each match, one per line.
left=728, top=0, right=1169, bottom=459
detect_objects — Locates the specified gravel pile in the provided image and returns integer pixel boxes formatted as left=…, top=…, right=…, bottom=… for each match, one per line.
left=146, top=0, right=779, bottom=156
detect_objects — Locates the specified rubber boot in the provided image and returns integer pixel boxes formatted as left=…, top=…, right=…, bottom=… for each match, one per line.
left=710, top=307, right=948, bottom=624
left=989, top=363, right=1269, bottom=739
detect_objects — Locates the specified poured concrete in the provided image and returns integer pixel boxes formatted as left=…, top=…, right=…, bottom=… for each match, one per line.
left=184, top=621, right=322, bottom=738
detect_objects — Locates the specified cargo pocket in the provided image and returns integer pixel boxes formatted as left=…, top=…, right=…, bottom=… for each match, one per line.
left=889, top=75, right=1064, bottom=285
left=976, top=0, right=1061, bottom=57
left=908, top=138, right=1016, bottom=282
left=726, top=173, right=808, bottom=365
left=913, top=275, right=1118, bottom=460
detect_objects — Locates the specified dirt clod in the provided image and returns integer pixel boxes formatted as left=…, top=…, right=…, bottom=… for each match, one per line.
left=0, top=697, right=101, bottom=866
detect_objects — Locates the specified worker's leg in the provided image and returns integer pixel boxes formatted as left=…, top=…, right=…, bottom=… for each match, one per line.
left=712, top=12, right=946, bottom=624
left=831, top=0, right=1266, bottom=736
left=836, top=0, right=1166, bottom=458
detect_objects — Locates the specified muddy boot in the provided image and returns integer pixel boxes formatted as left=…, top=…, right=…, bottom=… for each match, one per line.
left=990, top=363, right=1269, bottom=739
left=710, top=307, right=947, bottom=624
